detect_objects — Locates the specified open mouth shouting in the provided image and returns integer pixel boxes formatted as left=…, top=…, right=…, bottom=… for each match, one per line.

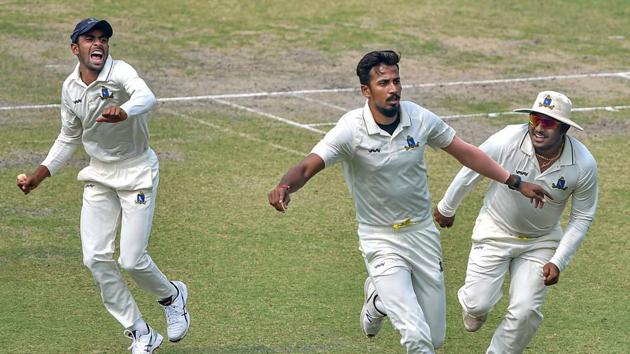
left=90, top=48, right=105, bottom=65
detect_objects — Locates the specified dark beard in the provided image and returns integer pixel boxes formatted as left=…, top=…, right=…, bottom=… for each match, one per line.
left=377, top=104, right=400, bottom=118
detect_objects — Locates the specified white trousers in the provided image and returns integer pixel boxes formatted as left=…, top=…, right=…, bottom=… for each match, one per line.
left=359, top=219, right=446, bottom=354
left=78, top=149, right=174, bottom=328
left=459, top=234, right=558, bottom=354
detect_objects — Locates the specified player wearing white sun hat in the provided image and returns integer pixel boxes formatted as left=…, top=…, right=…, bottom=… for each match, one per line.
left=269, top=50, right=551, bottom=353
left=514, top=90, right=584, bottom=131
left=435, top=90, right=598, bottom=353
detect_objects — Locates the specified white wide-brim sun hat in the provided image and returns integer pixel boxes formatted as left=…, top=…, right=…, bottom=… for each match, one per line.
left=513, top=90, right=583, bottom=131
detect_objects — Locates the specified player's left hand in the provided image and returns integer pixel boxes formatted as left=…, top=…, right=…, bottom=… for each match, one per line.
left=96, top=106, right=128, bottom=123
left=433, top=207, right=455, bottom=228
left=519, top=181, right=553, bottom=208
left=543, top=262, right=560, bottom=286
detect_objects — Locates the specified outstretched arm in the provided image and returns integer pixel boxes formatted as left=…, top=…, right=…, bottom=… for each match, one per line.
left=442, top=136, right=552, bottom=207
left=268, top=153, right=325, bottom=212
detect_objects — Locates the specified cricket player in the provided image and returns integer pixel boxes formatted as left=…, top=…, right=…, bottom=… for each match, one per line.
left=16, top=18, right=190, bottom=353
left=268, top=50, right=551, bottom=353
left=434, top=91, right=598, bottom=353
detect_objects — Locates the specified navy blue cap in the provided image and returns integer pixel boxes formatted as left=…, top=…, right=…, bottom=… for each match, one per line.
left=70, top=18, right=113, bottom=43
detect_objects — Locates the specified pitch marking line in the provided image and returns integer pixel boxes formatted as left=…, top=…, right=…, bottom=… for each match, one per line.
left=161, top=108, right=306, bottom=156
left=208, top=97, right=326, bottom=134
left=2, top=71, right=629, bottom=111
left=0, top=103, right=61, bottom=111
left=304, top=104, right=630, bottom=126
left=403, top=72, right=630, bottom=89
left=291, top=94, right=350, bottom=112
left=157, top=71, right=630, bottom=101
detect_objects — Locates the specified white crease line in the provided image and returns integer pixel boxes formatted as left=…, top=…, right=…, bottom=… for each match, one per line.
left=162, top=71, right=630, bottom=101
left=161, top=108, right=306, bottom=156
left=159, top=87, right=358, bottom=101
left=210, top=98, right=326, bottom=134
left=0, top=103, right=60, bottom=111
left=306, top=122, right=337, bottom=127
left=403, top=72, right=630, bottom=89
left=291, top=94, right=350, bottom=112
left=442, top=105, right=630, bottom=120
left=4, top=71, right=629, bottom=111
left=573, top=105, right=630, bottom=112
left=305, top=104, right=630, bottom=124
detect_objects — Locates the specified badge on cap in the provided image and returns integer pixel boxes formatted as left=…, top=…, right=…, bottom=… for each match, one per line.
left=539, top=95, right=555, bottom=110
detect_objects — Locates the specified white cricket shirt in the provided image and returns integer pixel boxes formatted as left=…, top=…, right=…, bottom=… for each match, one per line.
left=437, top=124, right=598, bottom=270
left=42, top=55, right=157, bottom=175
left=312, top=100, right=455, bottom=227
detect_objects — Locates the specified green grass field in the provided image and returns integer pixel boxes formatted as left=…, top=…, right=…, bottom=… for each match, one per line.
left=1, top=1, right=629, bottom=353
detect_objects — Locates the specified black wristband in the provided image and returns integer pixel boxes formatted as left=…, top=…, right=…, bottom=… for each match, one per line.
left=507, top=174, right=521, bottom=190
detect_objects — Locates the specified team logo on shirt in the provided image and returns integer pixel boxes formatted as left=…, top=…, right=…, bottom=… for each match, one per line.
left=100, top=86, right=114, bottom=100
left=516, top=170, right=529, bottom=176
left=552, top=176, right=568, bottom=190
left=539, top=95, right=555, bottom=110
left=368, top=148, right=381, bottom=153
left=135, top=192, right=146, bottom=204
left=404, top=135, right=420, bottom=151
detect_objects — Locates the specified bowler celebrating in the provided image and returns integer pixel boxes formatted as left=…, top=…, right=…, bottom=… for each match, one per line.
left=269, top=50, right=551, bottom=353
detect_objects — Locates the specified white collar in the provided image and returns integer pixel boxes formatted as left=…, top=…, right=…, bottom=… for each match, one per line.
left=71, top=55, right=114, bottom=87
left=362, top=100, right=411, bottom=137
left=519, top=128, right=575, bottom=166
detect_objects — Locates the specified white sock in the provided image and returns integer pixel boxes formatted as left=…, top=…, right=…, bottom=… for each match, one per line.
left=128, top=317, right=149, bottom=336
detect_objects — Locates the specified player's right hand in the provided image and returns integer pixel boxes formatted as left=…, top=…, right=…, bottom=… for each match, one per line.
left=433, top=207, right=455, bottom=228
left=16, top=173, right=34, bottom=194
left=268, top=185, right=291, bottom=213
left=519, top=181, right=553, bottom=208
left=96, top=105, right=128, bottom=123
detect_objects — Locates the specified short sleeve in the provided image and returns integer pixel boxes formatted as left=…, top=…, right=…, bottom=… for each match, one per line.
left=310, top=118, right=354, bottom=167
left=425, top=112, right=456, bottom=149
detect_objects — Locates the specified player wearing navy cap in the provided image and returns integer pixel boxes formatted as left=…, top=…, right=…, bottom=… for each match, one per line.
left=17, top=18, right=190, bottom=353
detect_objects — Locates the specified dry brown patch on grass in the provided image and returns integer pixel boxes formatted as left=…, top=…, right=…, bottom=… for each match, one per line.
left=441, top=36, right=534, bottom=57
